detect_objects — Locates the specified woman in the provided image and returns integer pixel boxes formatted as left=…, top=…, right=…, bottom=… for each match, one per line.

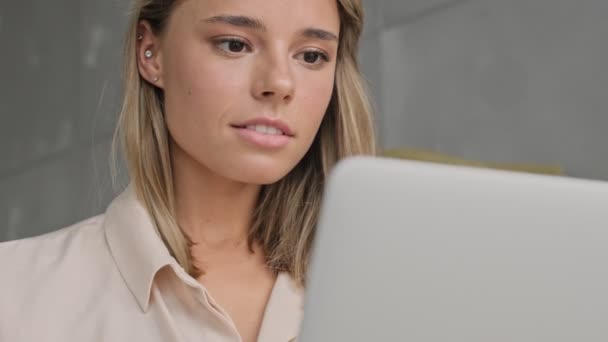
left=0, top=0, right=375, bottom=341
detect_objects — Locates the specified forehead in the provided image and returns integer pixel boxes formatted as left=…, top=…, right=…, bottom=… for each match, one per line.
left=173, top=0, right=340, bottom=33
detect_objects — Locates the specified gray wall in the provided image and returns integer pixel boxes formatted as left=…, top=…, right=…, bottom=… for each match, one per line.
left=0, top=1, right=128, bottom=241
left=2, top=0, right=607, bottom=241
left=360, top=0, right=608, bottom=179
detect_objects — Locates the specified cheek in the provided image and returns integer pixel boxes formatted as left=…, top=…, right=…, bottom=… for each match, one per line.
left=192, top=58, right=246, bottom=92
left=178, top=58, right=246, bottom=111
left=297, top=76, right=335, bottom=132
left=165, top=52, right=249, bottom=130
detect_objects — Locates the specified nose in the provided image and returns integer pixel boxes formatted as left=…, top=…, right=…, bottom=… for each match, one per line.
left=252, top=52, right=295, bottom=104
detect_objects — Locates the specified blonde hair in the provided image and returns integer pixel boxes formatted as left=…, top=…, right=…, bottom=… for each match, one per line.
left=113, top=0, right=376, bottom=285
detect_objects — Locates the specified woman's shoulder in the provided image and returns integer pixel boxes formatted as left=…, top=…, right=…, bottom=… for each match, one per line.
left=0, top=212, right=140, bottom=340
left=0, top=214, right=113, bottom=294
left=0, top=214, right=106, bottom=263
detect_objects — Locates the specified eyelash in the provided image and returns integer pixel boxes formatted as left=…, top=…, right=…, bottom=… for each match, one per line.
left=214, top=37, right=252, bottom=54
left=213, top=37, right=331, bottom=66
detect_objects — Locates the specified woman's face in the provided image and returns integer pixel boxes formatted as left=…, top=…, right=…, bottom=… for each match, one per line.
left=141, top=0, right=340, bottom=184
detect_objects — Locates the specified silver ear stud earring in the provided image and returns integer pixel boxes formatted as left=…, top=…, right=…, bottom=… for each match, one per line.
left=144, top=50, right=153, bottom=59
left=152, top=76, right=159, bottom=83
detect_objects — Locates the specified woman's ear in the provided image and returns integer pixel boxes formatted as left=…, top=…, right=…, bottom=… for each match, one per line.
left=136, top=20, right=165, bottom=88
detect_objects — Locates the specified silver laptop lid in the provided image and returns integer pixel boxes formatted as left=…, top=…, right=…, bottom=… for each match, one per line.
left=300, top=157, right=608, bottom=341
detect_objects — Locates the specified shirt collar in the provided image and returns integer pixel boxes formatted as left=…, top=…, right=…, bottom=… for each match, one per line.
left=103, top=185, right=305, bottom=340
left=257, top=272, right=305, bottom=342
left=103, top=184, right=174, bottom=312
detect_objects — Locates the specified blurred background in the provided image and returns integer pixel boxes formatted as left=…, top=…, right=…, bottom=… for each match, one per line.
left=1, top=0, right=607, bottom=241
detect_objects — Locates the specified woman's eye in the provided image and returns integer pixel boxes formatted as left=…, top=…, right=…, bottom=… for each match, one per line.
left=216, top=39, right=249, bottom=54
left=299, top=50, right=330, bottom=65
left=304, top=51, right=320, bottom=63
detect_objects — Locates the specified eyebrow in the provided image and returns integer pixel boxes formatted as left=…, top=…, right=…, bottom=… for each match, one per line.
left=202, top=15, right=338, bottom=42
left=302, top=28, right=338, bottom=42
left=203, top=15, right=267, bottom=31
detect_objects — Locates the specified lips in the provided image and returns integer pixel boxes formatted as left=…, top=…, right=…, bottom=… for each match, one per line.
left=230, top=117, right=293, bottom=149
left=233, top=126, right=291, bottom=149
left=241, top=124, right=286, bottom=136
left=231, top=117, right=295, bottom=137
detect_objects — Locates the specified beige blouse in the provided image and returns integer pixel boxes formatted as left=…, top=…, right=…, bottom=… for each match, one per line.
left=0, top=186, right=304, bottom=342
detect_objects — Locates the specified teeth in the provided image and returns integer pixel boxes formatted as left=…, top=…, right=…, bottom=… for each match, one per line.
left=246, top=125, right=284, bottom=136
left=267, top=127, right=280, bottom=135
left=255, top=125, right=267, bottom=134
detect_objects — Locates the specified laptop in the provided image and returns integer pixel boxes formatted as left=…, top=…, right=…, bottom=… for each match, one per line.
left=299, top=156, right=608, bottom=341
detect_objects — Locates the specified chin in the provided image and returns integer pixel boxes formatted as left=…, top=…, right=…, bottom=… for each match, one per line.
left=240, top=165, right=292, bottom=185
left=229, top=157, right=298, bottom=185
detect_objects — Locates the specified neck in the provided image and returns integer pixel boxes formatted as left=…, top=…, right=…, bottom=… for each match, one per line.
left=170, top=140, right=262, bottom=267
